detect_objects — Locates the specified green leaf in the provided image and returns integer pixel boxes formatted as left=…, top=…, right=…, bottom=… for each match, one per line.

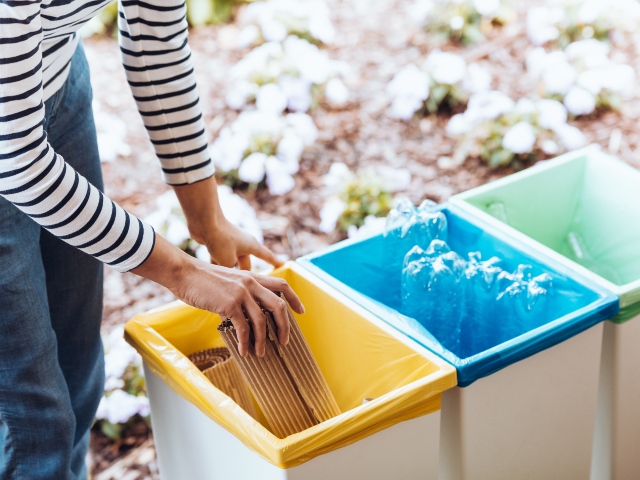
left=99, top=421, right=124, bottom=441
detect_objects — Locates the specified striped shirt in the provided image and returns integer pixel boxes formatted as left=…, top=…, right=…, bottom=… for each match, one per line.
left=0, top=0, right=214, bottom=272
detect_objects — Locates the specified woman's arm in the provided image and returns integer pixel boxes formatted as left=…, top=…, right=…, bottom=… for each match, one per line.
left=0, top=3, right=154, bottom=272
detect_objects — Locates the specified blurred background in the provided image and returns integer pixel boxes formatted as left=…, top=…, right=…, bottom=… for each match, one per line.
left=84, top=0, right=640, bottom=477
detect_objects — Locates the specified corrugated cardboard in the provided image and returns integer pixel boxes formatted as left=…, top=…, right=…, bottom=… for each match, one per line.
left=218, top=298, right=341, bottom=438
left=188, top=347, right=258, bottom=419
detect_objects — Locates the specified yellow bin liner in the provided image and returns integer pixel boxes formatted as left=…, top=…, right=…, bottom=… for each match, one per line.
left=125, top=262, right=457, bottom=468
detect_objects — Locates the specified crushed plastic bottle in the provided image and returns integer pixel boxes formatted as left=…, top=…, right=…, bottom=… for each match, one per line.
left=462, top=252, right=503, bottom=355
left=495, top=265, right=554, bottom=341
left=487, top=202, right=509, bottom=225
left=566, top=231, right=621, bottom=284
left=386, top=199, right=448, bottom=247
left=401, top=239, right=466, bottom=353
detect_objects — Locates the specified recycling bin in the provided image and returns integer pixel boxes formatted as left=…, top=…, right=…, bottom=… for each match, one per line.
left=125, top=262, right=456, bottom=480
left=450, top=148, right=640, bottom=480
left=299, top=203, right=618, bottom=480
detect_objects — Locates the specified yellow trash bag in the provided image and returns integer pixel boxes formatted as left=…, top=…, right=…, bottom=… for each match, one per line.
left=125, top=262, right=457, bottom=468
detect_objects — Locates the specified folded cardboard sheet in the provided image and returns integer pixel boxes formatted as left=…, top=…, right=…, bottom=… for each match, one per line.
left=188, top=347, right=258, bottom=420
left=218, top=300, right=341, bottom=438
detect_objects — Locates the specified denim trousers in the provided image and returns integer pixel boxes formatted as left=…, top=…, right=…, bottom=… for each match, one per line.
left=0, top=44, right=104, bottom=480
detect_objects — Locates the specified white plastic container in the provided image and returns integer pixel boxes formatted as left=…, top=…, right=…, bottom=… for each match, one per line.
left=439, top=323, right=604, bottom=480
left=590, top=318, right=640, bottom=480
left=145, top=367, right=442, bottom=480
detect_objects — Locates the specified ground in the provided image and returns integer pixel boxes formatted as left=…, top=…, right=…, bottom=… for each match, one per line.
left=85, top=0, right=640, bottom=477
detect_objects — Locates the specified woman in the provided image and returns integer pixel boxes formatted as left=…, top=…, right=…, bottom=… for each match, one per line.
left=0, top=0, right=303, bottom=478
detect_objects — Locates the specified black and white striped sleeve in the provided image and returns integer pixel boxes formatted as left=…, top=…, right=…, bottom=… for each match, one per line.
left=0, top=1, right=155, bottom=273
left=118, top=0, right=214, bottom=186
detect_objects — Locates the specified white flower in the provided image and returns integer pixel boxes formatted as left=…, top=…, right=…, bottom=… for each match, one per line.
left=94, top=110, right=130, bottom=163
left=96, top=390, right=148, bottom=425
left=239, top=0, right=335, bottom=46
left=526, top=7, right=562, bottom=45
left=473, top=0, right=500, bottom=17
left=565, top=39, right=610, bottom=68
left=195, top=245, right=211, bottom=262
left=319, top=197, right=346, bottom=232
left=541, top=139, right=559, bottom=155
left=225, top=81, right=256, bottom=110
left=265, top=156, right=295, bottom=195
left=525, top=47, right=548, bottom=79
left=136, top=396, right=151, bottom=417
left=450, top=15, right=464, bottom=30
left=577, top=69, right=604, bottom=95
left=387, top=64, right=432, bottom=120
left=238, top=152, right=268, bottom=183
left=104, top=325, right=141, bottom=379
left=387, top=64, right=430, bottom=100
left=309, top=14, right=336, bottom=44
left=325, top=78, right=349, bottom=106
left=463, top=63, right=491, bottom=93
left=563, top=86, right=596, bottom=116
left=256, top=83, right=288, bottom=114
left=536, top=99, right=568, bottom=130
left=278, top=75, right=313, bottom=112
left=347, top=215, right=387, bottom=239
left=426, top=51, right=467, bottom=85
left=323, top=162, right=352, bottom=190
left=261, top=18, right=288, bottom=42
left=237, top=24, right=260, bottom=49
left=542, top=60, right=577, bottom=95
left=277, top=132, right=305, bottom=168
left=209, top=129, right=249, bottom=172
left=165, top=219, right=191, bottom=245
left=466, top=90, right=515, bottom=122
left=390, top=96, right=424, bottom=120
left=578, top=0, right=603, bottom=24
left=446, top=113, right=472, bottom=135
left=554, top=124, right=587, bottom=150
left=502, top=121, right=536, bottom=154
left=600, top=64, right=636, bottom=96
left=515, top=98, right=536, bottom=115
left=104, top=377, right=125, bottom=391
left=218, top=184, right=263, bottom=242
left=285, top=112, right=318, bottom=144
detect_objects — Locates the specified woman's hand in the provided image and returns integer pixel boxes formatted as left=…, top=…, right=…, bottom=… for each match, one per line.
left=132, top=235, right=304, bottom=357
left=173, top=176, right=283, bottom=270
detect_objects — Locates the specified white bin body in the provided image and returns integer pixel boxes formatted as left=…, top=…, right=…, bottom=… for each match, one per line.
left=439, top=323, right=603, bottom=480
left=591, top=318, right=640, bottom=480
left=144, top=367, right=442, bottom=480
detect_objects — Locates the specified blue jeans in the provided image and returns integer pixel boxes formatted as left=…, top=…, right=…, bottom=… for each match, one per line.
left=0, top=44, right=104, bottom=480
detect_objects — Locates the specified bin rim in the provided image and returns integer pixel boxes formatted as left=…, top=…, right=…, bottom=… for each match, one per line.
left=297, top=203, right=619, bottom=386
left=125, top=261, right=457, bottom=468
left=449, top=148, right=640, bottom=313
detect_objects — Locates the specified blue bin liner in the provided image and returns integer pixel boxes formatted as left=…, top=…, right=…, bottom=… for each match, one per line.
left=299, top=204, right=619, bottom=386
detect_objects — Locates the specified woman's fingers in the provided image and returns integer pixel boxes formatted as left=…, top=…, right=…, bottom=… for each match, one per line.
left=227, top=306, right=251, bottom=357
left=243, top=295, right=267, bottom=357
left=253, top=274, right=305, bottom=314
left=251, top=243, right=284, bottom=268
left=251, top=284, right=292, bottom=346
left=237, top=254, right=252, bottom=271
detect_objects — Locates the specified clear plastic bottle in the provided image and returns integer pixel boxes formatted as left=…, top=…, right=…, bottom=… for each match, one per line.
left=401, top=240, right=466, bottom=354
left=385, top=199, right=448, bottom=248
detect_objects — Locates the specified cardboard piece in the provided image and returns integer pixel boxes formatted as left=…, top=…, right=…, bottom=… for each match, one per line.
left=188, top=347, right=258, bottom=419
left=218, top=299, right=341, bottom=438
